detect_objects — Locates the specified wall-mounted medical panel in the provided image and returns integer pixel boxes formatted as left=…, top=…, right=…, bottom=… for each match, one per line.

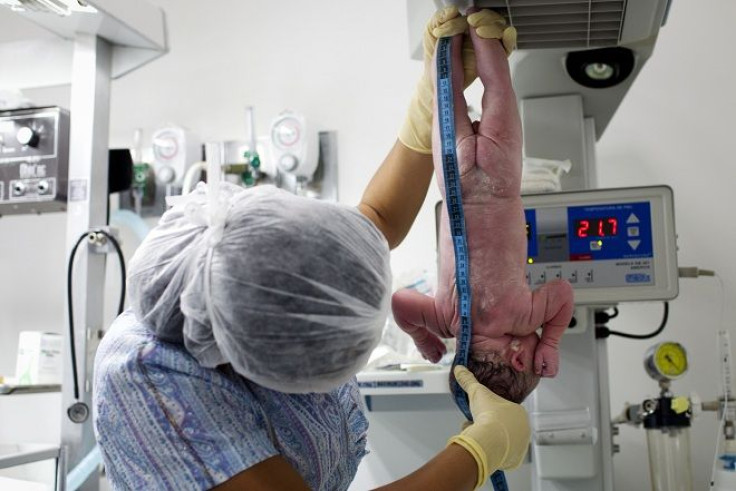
left=0, top=107, right=69, bottom=216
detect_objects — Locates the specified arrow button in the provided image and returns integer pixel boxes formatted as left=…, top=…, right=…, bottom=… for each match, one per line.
left=629, top=240, right=641, bottom=250
left=626, top=213, right=640, bottom=224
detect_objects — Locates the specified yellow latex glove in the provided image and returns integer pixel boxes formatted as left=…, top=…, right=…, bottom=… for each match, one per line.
left=398, top=8, right=517, bottom=154
left=467, top=10, right=517, bottom=56
left=460, top=10, right=517, bottom=93
left=447, top=366, right=531, bottom=490
left=398, top=6, right=470, bottom=154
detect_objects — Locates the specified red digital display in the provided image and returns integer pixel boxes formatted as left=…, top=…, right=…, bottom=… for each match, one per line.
left=575, top=217, right=618, bottom=238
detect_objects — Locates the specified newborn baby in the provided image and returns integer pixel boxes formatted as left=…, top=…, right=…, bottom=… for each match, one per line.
left=392, top=12, right=574, bottom=403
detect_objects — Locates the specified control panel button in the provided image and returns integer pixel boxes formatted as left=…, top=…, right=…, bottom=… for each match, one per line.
left=627, top=226, right=640, bottom=237
left=534, top=271, right=546, bottom=285
left=12, top=181, right=26, bottom=197
left=16, top=127, right=39, bottom=147
left=157, top=165, right=176, bottom=184
left=279, top=154, right=299, bottom=172
left=37, top=180, right=50, bottom=195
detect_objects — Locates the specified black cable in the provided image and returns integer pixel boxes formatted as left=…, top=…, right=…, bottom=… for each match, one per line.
left=95, top=229, right=127, bottom=315
left=597, top=302, right=669, bottom=340
left=67, top=229, right=127, bottom=401
left=608, top=306, right=619, bottom=319
left=67, top=233, right=88, bottom=401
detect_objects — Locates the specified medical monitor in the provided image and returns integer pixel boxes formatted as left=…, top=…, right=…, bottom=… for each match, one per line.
left=435, top=185, right=678, bottom=305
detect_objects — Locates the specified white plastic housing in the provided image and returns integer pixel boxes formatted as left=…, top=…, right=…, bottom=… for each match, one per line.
left=270, top=111, right=319, bottom=179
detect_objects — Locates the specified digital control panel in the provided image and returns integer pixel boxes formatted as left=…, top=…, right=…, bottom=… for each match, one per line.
left=523, top=186, right=678, bottom=304
left=0, top=107, right=69, bottom=216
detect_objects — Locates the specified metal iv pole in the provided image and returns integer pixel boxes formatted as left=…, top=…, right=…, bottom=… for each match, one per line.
left=61, top=33, right=113, bottom=491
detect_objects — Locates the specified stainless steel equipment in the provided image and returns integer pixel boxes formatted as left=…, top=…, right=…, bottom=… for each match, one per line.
left=2, top=1, right=167, bottom=489
left=0, top=106, right=69, bottom=216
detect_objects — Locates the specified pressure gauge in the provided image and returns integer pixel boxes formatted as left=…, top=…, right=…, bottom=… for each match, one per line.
left=271, top=116, right=301, bottom=149
left=269, top=111, right=319, bottom=179
left=644, top=342, right=688, bottom=382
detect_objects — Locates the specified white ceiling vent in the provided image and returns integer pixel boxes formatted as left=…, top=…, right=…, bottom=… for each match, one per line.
left=474, top=0, right=626, bottom=49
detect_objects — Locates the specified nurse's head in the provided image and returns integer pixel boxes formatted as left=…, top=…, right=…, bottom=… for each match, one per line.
left=127, top=183, right=391, bottom=393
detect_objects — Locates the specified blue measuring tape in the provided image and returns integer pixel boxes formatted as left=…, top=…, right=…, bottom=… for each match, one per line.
left=437, top=36, right=509, bottom=491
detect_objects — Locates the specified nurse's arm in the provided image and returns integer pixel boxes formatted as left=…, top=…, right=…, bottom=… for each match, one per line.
left=211, top=445, right=478, bottom=491
left=358, top=140, right=434, bottom=249
left=373, top=443, right=478, bottom=490
left=210, top=456, right=310, bottom=491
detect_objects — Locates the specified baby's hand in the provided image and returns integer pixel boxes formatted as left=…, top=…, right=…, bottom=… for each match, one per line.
left=533, top=342, right=559, bottom=377
left=391, top=288, right=450, bottom=364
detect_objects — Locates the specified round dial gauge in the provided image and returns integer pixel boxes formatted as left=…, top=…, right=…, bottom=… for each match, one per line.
left=644, top=342, right=688, bottom=382
left=271, top=117, right=301, bottom=148
left=152, top=134, right=179, bottom=161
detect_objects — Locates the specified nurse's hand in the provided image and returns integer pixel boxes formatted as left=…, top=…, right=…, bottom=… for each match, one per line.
left=358, top=9, right=517, bottom=250
left=447, top=366, right=531, bottom=488
left=398, top=7, right=517, bottom=155
left=398, top=6, right=470, bottom=154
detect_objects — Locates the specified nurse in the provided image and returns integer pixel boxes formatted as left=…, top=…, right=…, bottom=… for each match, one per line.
left=93, top=7, right=527, bottom=491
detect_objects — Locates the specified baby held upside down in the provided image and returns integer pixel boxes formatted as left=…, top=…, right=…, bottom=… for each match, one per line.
left=391, top=24, right=574, bottom=404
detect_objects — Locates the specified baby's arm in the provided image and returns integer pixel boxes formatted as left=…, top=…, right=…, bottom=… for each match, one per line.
left=392, top=289, right=450, bottom=363
left=527, top=280, right=574, bottom=377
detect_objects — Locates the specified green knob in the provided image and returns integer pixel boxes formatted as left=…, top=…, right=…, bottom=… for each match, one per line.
left=242, top=170, right=254, bottom=187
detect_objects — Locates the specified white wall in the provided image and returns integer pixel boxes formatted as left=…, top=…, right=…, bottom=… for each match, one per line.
left=0, top=0, right=734, bottom=489
left=598, top=1, right=736, bottom=488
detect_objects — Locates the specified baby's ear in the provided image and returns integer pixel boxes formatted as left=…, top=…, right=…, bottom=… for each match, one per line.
left=509, top=348, right=528, bottom=372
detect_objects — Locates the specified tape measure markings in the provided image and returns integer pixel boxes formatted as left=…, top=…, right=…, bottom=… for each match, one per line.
left=436, top=35, right=509, bottom=491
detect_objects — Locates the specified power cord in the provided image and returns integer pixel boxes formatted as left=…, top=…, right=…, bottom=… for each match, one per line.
left=596, top=302, right=669, bottom=340
left=595, top=267, right=715, bottom=340
left=679, top=267, right=716, bottom=278
left=67, top=228, right=126, bottom=422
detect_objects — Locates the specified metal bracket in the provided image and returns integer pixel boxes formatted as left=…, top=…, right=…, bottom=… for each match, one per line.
left=86, top=226, right=121, bottom=255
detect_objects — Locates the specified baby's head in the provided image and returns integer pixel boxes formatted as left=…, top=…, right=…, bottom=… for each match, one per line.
left=463, top=334, right=541, bottom=403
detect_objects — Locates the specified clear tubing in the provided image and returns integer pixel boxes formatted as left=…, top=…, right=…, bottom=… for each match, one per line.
left=647, top=427, right=693, bottom=491
left=245, top=105, right=256, bottom=152
left=720, top=330, right=733, bottom=401
left=133, top=128, right=143, bottom=163
left=204, top=142, right=224, bottom=216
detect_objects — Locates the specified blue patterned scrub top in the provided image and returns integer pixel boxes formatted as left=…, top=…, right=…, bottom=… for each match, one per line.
left=93, top=311, right=369, bottom=490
